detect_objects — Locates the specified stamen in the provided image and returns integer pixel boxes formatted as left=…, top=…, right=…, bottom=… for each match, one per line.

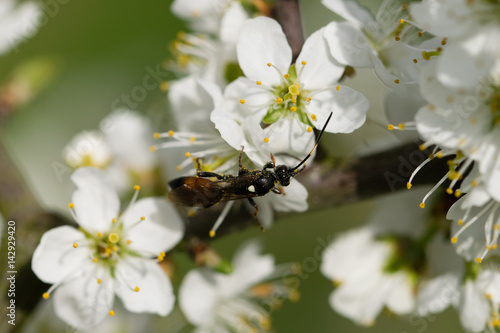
left=420, top=171, right=451, bottom=208
left=209, top=201, right=235, bottom=237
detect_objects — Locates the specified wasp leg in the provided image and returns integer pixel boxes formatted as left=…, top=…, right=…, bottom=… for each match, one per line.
left=239, top=145, right=249, bottom=176
left=197, top=171, right=225, bottom=179
left=272, top=187, right=282, bottom=194
left=247, top=198, right=265, bottom=232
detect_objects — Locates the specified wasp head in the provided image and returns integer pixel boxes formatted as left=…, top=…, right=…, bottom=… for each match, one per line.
left=274, top=165, right=293, bottom=186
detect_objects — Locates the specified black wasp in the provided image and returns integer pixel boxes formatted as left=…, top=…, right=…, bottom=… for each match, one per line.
left=167, top=112, right=333, bottom=236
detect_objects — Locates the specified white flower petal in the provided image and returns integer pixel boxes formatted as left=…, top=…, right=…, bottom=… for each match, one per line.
left=310, top=86, right=369, bottom=133
left=237, top=17, right=292, bottom=85
left=321, top=0, right=375, bottom=29
left=296, top=26, right=345, bottom=89
left=32, top=226, right=89, bottom=284
left=457, top=280, right=489, bottom=333
left=416, top=272, right=460, bottom=316
left=179, top=269, right=220, bottom=326
left=0, top=0, right=40, bottom=55
left=122, top=197, right=184, bottom=255
left=324, top=21, right=373, bottom=68
left=268, top=178, right=308, bottom=213
left=54, top=269, right=115, bottom=329
left=115, top=258, right=174, bottom=316
left=71, top=167, right=120, bottom=232
left=219, top=2, right=248, bottom=44
left=385, top=273, right=415, bottom=314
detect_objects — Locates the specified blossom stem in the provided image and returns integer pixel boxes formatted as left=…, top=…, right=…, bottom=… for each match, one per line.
left=275, top=0, right=305, bottom=62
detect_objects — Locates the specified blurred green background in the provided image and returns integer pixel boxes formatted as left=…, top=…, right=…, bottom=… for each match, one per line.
left=0, top=0, right=463, bottom=332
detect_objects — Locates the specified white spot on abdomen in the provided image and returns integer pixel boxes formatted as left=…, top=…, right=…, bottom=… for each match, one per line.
left=248, top=185, right=256, bottom=192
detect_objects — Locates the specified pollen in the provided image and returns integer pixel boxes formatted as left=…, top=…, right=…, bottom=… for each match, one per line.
left=68, top=203, right=74, bottom=209
left=454, top=190, right=462, bottom=197
left=240, top=99, right=246, bottom=104
left=398, top=123, right=405, bottom=130
left=134, top=185, right=140, bottom=191
left=311, top=114, right=317, bottom=121
left=108, top=232, right=120, bottom=244
left=150, top=146, right=156, bottom=152
left=471, top=180, right=478, bottom=187
left=407, top=182, right=412, bottom=189
left=388, top=124, right=394, bottom=130
left=458, top=219, right=464, bottom=226
left=256, top=81, right=262, bottom=85
left=168, top=130, right=174, bottom=137
left=284, top=74, right=289, bottom=79
left=97, top=232, right=102, bottom=237
left=436, top=151, right=443, bottom=158
left=418, top=31, right=424, bottom=37
left=399, top=18, right=405, bottom=24
left=153, top=132, right=160, bottom=139
left=140, top=216, right=146, bottom=221
left=336, top=85, right=340, bottom=91
left=109, top=310, right=115, bottom=316
left=264, top=137, right=269, bottom=143
left=446, top=188, right=453, bottom=194
left=185, top=152, right=191, bottom=157
left=112, top=218, right=117, bottom=223
left=307, top=126, right=313, bottom=132
left=126, top=239, right=132, bottom=245
left=42, top=292, right=50, bottom=299
left=419, top=202, right=425, bottom=209
left=209, top=230, right=216, bottom=238
left=97, top=278, right=102, bottom=284
left=276, top=97, right=283, bottom=104
left=73, top=242, right=78, bottom=248
left=441, top=38, right=447, bottom=45
left=267, top=63, right=272, bottom=67
left=395, top=36, right=400, bottom=41
left=413, top=59, right=418, bottom=63
left=476, top=258, right=482, bottom=264
left=301, top=61, right=307, bottom=65
left=451, top=237, right=458, bottom=244
left=160, top=81, right=169, bottom=91
left=176, top=165, right=182, bottom=171
left=419, top=144, right=426, bottom=151
left=394, top=79, right=400, bottom=84
left=306, top=97, right=312, bottom=103
left=93, top=258, right=98, bottom=263
left=290, top=106, right=297, bottom=112
left=134, top=286, right=140, bottom=292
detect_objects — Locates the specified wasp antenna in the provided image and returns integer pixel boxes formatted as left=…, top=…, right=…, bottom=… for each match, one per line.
left=293, top=111, right=333, bottom=170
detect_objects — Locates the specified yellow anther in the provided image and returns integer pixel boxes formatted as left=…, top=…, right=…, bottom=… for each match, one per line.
left=276, top=97, right=283, bottom=104
left=306, top=97, right=312, bottom=103
left=419, top=144, right=426, bottom=151
left=399, top=18, right=405, bottom=24
left=301, top=61, right=307, bottom=65
left=134, top=185, right=140, bottom=191
left=126, top=239, right=132, bottom=245
left=422, top=51, right=431, bottom=61
left=112, top=218, right=117, bottom=224
left=93, top=258, right=98, bottom=263
left=436, top=151, right=443, bottom=158
left=289, top=289, right=301, bottom=302
left=413, top=59, right=418, bottom=63
left=209, top=230, right=216, bottom=238
left=176, top=165, right=182, bottom=171
left=267, top=63, right=272, bottom=67
left=97, top=232, right=102, bottom=237
left=395, top=36, right=400, bottom=41
left=311, top=114, right=317, bottom=121
left=185, top=152, right=191, bottom=157
left=418, top=31, right=424, bottom=37
left=97, top=278, right=102, bottom=284
left=290, top=106, right=297, bottom=112
left=284, top=74, right=289, bottom=79
left=428, top=104, right=436, bottom=110
left=441, top=38, right=447, bottom=45
left=388, top=124, right=394, bottom=131
left=446, top=188, right=453, bottom=194
left=394, top=79, right=400, bottom=84
left=307, top=126, right=313, bottom=132
left=109, top=310, right=115, bottom=316
left=140, top=216, right=146, bottom=221
left=429, top=153, right=435, bottom=160
left=419, top=202, right=425, bottom=209
left=153, top=132, right=160, bottom=139
left=158, top=254, right=164, bottom=261
left=190, top=136, right=196, bottom=142
left=458, top=219, right=464, bottom=226
left=291, top=97, right=297, bottom=103
left=336, top=85, right=340, bottom=91
left=108, top=233, right=120, bottom=244
left=398, top=123, right=405, bottom=130
left=134, top=286, right=140, bottom=292
left=168, top=130, right=174, bottom=137
left=73, top=242, right=78, bottom=248
left=407, top=182, right=412, bottom=189
left=256, top=81, right=262, bottom=85
left=264, top=137, right=269, bottom=143
left=68, top=203, right=74, bottom=209
left=493, top=244, right=498, bottom=250
left=160, top=251, right=165, bottom=257
left=454, top=190, right=462, bottom=198
left=240, top=99, right=246, bottom=104
left=476, top=258, right=482, bottom=264
left=43, top=292, right=50, bottom=299
left=150, top=146, right=156, bottom=152
left=160, top=81, right=169, bottom=91
left=451, top=237, right=458, bottom=244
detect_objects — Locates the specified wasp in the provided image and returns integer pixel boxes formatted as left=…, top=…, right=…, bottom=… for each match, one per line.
left=167, top=112, right=333, bottom=236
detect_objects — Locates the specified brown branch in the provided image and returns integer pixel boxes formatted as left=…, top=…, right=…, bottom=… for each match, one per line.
left=275, top=0, right=305, bottom=62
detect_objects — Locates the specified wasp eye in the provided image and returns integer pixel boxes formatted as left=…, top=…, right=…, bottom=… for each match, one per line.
left=276, top=165, right=288, bottom=174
